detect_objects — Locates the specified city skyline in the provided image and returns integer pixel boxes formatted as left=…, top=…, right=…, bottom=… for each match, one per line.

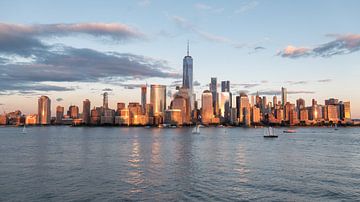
left=0, top=0, right=359, bottom=118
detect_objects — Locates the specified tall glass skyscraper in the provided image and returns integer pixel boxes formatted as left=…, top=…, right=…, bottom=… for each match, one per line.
left=38, top=95, right=51, bottom=125
left=150, top=84, right=166, bottom=116
left=141, top=85, right=147, bottom=114
left=182, top=41, right=193, bottom=109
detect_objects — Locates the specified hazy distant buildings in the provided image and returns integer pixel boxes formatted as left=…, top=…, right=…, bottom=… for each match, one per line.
left=38, top=96, right=51, bottom=125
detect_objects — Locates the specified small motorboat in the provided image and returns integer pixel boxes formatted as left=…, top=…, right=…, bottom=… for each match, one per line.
left=283, top=129, right=296, bottom=133
left=264, top=127, right=278, bottom=138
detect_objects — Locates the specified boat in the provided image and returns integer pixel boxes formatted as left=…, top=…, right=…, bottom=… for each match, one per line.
left=20, top=125, right=27, bottom=134
left=264, top=127, right=278, bottom=138
left=283, top=129, right=296, bottom=133
left=334, top=124, right=339, bottom=130
left=192, top=125, right=200, bottom=134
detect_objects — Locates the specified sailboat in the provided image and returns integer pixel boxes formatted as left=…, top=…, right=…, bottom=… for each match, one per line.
left=192, top=125, right=200, bottom=134
left=334, top=124, right=339, bottom=130
left=264, top=127, right=278, bottom=138
left=20, top=124, right=27, bottom=134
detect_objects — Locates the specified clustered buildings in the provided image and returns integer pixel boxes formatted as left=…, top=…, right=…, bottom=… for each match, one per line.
left=0, top=44, right=353, bottom=127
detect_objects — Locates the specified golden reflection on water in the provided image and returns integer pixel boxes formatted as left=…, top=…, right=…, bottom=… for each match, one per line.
left=234, top=145, right=249, bottom=183
left=126, top=134, right=144, bottom=193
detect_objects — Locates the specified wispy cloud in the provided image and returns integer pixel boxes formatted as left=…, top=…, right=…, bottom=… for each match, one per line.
left=137, top=0, right=150, bottom=7
left=172, top=15, right=243, bottom=47
left=317, top=79, right=332, bottom=83
left=194, top=3, right=224, bottom=13
left=102, top=88, right=113, bottom=92
left=234, top=1, right=259, bottom=14
left=278, top=34, right=360, bottom=58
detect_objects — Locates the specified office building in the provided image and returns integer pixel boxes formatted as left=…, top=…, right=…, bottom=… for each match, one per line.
left=201, top=90, right=213, bottom=124
left=141, top=85, right=147, bottom=114
left=281, top=87, right=287, bottom=106
left=150, top=84, right=166, bottom=117
left=38, top=95, right=51, bottom=125
left=83, top=99, right=91, bottom=125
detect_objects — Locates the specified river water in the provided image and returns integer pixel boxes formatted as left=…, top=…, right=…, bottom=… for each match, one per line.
left=0, top=126, right=359, bottom=201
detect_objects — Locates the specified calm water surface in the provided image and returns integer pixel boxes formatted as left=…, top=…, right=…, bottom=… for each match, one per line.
left=0, top=126, right=359, bottom=201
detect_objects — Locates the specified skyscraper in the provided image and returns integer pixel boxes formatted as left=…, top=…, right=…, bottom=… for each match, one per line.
left=83, top=99, right=91, bottom=125
left=273, top=95, right=277, bottom=108
left=221, top=81, right=230, bottom=92
left=150, top=84, right=166, bottom=117
left=281, top=87, right=287, bottom=106
left=103, top=92, right=108, bottom=109
left=38, top=95, right=51, bottom=125
left=182, top=41, right=193, bottom=89
left=201, top=90, right=213, bottom=124
left=182, top=41, right=193, bottom=107
left=236, top=93, right=250, bottom=123
left=141, top=85, right=147, bottom=114
left=56, top=105, right=64, bottom=124
left=210, top=77, right=218, bottom=115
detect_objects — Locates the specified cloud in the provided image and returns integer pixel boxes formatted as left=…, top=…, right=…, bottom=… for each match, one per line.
left=234, top=1, right=259, bottom=14
left=0, top=22, right=179, bottom=94
left=193, top=80, right=201, bottom=86
left=317, top=79, right=332, bottom=83
left=250, top=90, right=315, bottom=96
left=137, top=0, right=150, bottom=7
left=286, top=80, right=309, bottom=85
left=278, top=45, right=311, bottom=58
left=172, top=15, right=242, bottom=46
left=194, top=3, right=224, bottom=13
left=232, top=83, right=261, bottom=89
left=278, top=34, right=360, bottom=58
left=56, top=98, right=64, bottom=102
left=102, top=88, right=113, bottom=92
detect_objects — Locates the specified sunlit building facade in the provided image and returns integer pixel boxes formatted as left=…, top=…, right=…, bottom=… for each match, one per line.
left=38, top=95, right=51, bottom=125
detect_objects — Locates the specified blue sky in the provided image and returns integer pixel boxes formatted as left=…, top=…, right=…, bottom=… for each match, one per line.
left=0, top=0, right=359, bottom=117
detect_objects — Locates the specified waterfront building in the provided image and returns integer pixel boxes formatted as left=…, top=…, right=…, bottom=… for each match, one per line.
left=101, top=108, right=115, bottom=125
left=326, top=105, right=339, bottom=122
left=68, top=105, right=79, bottom=119
left=230, top=108, right=238, bottom=125
left=103, top=92, right=109, bottom=109
left=299, top=108, right=309, bottom=123
left=210, top=77, right=219, bottom=116
left=0, top=114, right=8, bottom=125
left=164, top=109, right=182, bottom=125
left=25, top=114, right=38, bottom=125
left=236, top=93, right=250, bottom=124
left=251, top=106, right=261, bottom=124
left=116, top=102, right=126, bottom=115
left=201, top=90, right=213, bottom=124
left=90, top=107, right=101, bottom=125
left=56, top=106, right=64, bottom=124
left=141, top=85, right=147, bottom=114
left=82, top=99, right=91, bottom=125
left=150, top=84, right=166, bottom=117
left=172, top=87, right=191, bottom=124
left=38, top=96, right=51, bottom=125
left=219, top=92, right=231, bottom=122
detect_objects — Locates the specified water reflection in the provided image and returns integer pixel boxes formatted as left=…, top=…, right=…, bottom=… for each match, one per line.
left=126, top=133, right=144, bottom=194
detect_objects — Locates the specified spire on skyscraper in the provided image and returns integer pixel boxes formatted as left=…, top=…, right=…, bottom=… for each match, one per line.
left=187, top=40, right=189, bottom=56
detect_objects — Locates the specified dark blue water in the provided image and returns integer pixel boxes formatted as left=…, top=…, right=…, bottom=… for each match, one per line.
left=0, top=126, right=359, bottom=201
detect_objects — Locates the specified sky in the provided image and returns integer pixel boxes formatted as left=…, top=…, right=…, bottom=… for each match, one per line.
left=0, top=0, right=359, bottom=118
